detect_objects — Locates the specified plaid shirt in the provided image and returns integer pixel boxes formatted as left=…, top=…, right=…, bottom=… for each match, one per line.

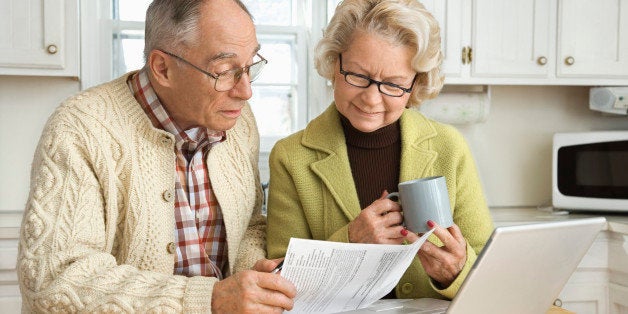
left=128, top=69, right=228, bottom=279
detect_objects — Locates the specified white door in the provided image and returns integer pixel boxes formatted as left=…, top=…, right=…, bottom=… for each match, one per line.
left=557, top=0, right=628, bottom=78
left=0, top=0, right=78, bottom=76
left=421, top=0, right=467, bottom=79
left=471, top=0, right=551, bottom=78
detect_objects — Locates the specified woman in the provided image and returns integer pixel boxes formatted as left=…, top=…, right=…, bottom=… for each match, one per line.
left=266, top=0, right=493, bottom=300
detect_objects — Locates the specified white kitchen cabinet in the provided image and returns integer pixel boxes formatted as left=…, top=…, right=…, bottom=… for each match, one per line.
left=557, top=0, right=628, bottom=79
left=492, top=208, right=628, bottom=314
left=608, top=231, right=628, bottom=314
left=567, top=230, right=628, bottom=314
left=0, top=0, right=79, bottom=77
left=470, top=0, right=552, bottom=78
left=560, top=284, right=608, bottom=314
left=0, top=212, right=22, bottom=313
left=558, top=273, right=609, bottom=313
left=555, top=229, right=611, bottom=314
left=609, top=283, right=628, bottom=314
left=439, top=0, right=628, bottom=85
left=420, top=0, right=466, bottom=79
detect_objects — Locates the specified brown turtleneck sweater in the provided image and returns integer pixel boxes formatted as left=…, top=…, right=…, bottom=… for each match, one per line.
left=340, top=115, right=401, bottom=209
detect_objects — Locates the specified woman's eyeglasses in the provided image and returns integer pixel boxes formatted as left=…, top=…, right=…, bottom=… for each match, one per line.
left=339, top=54, right=416, bottom=97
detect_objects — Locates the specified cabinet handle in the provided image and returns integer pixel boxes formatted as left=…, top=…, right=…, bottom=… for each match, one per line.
left=461, top=46, right=472, bottom=65
left=536, top=56, right=547, bottom=66
left=553, top=298, right=563, bottom=307
left=47, top=44, right=58, bottom=55
left=564, top=56, right=575, bottom=66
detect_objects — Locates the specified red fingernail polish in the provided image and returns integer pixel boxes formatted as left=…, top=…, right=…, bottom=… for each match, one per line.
left=401, top=228, right=408, bottom=236
left=427, top=220, right=435, bottom=228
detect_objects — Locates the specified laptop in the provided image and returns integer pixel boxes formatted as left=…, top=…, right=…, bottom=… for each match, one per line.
left=344, top=217, right=606, bottom=314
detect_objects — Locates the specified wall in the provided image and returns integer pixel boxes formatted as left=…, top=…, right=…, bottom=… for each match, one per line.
left=0, top=76, right=80, bottom=212
left=461, top=86, right=628, bottom=207
left=2, top=79, right=628, bottom=212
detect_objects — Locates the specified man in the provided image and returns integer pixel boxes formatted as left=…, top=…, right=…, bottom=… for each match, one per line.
left=17, top=0, right=295, bottom=312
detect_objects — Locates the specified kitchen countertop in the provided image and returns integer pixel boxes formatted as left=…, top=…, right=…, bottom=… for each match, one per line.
left=490, top=207, right=628, bottom=235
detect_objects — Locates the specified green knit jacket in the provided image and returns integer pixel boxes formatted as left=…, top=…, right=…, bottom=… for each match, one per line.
left=266, top=104, right=494, bottom=300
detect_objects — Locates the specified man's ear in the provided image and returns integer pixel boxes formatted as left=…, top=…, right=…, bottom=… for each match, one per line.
left=148, top=50, right=173, bottom=87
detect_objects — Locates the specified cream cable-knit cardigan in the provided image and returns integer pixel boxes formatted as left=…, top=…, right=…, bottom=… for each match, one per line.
left=17, top=72, right=266, bottom=313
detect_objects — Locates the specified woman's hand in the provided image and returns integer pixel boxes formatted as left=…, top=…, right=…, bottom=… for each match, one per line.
left=348, top=191, right=405, bottom=244
left=407, top=221, right=467, bottom=288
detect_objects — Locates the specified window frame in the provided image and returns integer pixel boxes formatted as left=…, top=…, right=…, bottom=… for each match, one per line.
left=255, top=25, right=308, bottom=152
left=80, top=0, right=331, bottom=153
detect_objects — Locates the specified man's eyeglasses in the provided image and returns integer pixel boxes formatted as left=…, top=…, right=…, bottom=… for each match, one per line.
left=159, top=49, right=268, bottom=92
left=339, top=54, right=417, bottom=97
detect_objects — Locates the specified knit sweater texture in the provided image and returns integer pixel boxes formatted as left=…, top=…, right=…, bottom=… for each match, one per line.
left=266, top=104, right=494, bottom=300
left=17, top=72, right=266, bottom=313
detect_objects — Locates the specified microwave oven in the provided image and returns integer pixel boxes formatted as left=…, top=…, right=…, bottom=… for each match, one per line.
left=552, top=131, right=628, bottom=212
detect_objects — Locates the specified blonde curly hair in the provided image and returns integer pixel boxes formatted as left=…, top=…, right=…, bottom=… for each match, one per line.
left=315, top=0, right=444, bottom=107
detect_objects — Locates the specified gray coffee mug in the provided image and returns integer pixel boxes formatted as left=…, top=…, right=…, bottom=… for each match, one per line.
left=386, top=176, right=454, bottom=233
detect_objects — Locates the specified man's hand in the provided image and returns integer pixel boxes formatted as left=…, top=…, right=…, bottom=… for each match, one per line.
left=211, top=259, right=297, bottom=313
left=252, top=258, right=283, bottom=273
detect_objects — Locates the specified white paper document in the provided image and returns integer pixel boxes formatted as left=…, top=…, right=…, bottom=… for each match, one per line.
left=281, top=229, right=435, bottom=314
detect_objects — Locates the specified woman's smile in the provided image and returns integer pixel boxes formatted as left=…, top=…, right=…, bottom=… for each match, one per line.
left=352, top=103, right=382, bottom=116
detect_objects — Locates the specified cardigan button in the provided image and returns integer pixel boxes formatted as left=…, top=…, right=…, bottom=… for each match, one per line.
left=400, top=282, right=414, bottom=294
left=161, top=136, right=171, bottom=146
left=167, top=242, right=176, bottom=254
left=162, top=189, right=174, bottom=202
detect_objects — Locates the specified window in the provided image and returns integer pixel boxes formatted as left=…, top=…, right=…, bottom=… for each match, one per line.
left=91, top=0, right=341, bottom=152
left=241, top=0, right=308, bottom=152
left=111, top=1, right=149, bottom=76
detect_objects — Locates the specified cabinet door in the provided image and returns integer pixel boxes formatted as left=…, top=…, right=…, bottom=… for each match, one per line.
left=421, top=0, right=466, bottom=79
left=559, top=283, right=608, bottom=314
left=471, top=0, right=551, bottom=78
left=557, top=0, right=628, bottom=78
left=610, top=283, right=628, bottom=314
left=0, top=0, right=78, bottom=76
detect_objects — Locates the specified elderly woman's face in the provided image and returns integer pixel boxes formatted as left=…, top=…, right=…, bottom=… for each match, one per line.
left=333, top=31, right=415, bottom=133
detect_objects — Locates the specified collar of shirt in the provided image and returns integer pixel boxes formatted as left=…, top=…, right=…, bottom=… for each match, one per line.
left=127, top=68, right=226, bottom=151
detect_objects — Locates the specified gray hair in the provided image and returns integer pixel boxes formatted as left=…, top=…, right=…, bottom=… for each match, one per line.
left=144, top=0, right=252, bottom=61
left=315, top=0, right=444, bottom=107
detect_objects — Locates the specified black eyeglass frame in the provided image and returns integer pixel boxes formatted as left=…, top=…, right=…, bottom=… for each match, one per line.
left=338, top=54, right=417, bottom=97
left=158, top=49, right=268, bottom=92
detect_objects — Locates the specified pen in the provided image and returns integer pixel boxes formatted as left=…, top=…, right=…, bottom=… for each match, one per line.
left=271, top=260, right=284, bottom=274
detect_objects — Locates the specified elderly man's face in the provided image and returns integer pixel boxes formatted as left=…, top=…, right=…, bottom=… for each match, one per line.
left=163, top=0, right=260, bottom=131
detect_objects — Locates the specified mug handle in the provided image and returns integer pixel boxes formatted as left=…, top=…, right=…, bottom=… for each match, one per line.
left=385, top=192, right=405, bottom=228
left=386, top=192, right=399, bottom=200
